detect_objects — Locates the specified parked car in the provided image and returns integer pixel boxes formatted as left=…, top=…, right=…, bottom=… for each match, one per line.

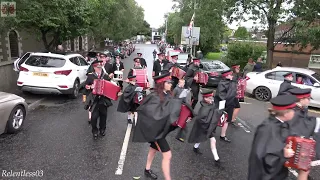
left=246, top=67, right=320, bottom=108
left=177, top=53, right=189, bottom=67
left=201, top=60, right=230, bottom=87
left=0, top=92, right=28, bottom=134
left=17, top=53, right=89, bottom=98
left=13, top=52, right=34, bottom=72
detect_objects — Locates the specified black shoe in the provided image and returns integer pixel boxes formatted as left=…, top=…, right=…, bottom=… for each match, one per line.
left=93, top=134, right=98, bottom=140
left=193, top=147, right=202, bottom=155
left=144, top=169, right=157, bottom=179
left=127, top=119, right=133, bottom=124
left=230, top=122, right=237, bottom=126
left=220, top=136, right=231, bottom=143
left=100, top=130, right=105, bottom=136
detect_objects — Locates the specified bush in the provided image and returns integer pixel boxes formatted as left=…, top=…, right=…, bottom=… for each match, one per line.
left=205, top=52, right=222, bottom=60
left=222, top=42, right=266, bottom=69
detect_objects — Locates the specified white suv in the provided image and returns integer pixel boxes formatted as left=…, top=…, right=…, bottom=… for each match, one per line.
left=17, top=53, right=89, bottom=98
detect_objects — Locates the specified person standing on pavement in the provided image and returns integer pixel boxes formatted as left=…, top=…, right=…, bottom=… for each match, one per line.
left=248, top=94, right=310, bottom=180
left=152, top=52, right=168, bottom=77
left=84, top=61, right=118, bottom=140
left=185, top=58, right=202, bottom=109
left=253, top=58, right=263, bottom=72
left=137, top=53, right=147, bottom=68
left=214, top=70, right=237, bottom=143
left=188, top=89, right=221, bottom=165
left=230, top=64, right=242, bottom=126
left=277, top=72, right=297, bottom=96
left=243, top=58, right=255, bottom=76
left=112, top=55, right=125, bottom=90
left=132, top=72, right=181, bottom=180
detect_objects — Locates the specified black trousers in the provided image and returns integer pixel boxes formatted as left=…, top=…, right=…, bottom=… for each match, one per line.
left=191, top=84, right=200, bottom=109
left=118, top=81, right=123, bottom=90
left=91, top=104, right=108, bottom=134
left=171, top=77, right=179, bottom=90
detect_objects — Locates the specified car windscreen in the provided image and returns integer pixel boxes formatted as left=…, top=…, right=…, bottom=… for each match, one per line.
left=202, top=62, right=229, bottom=71
left=312, top=73, right=320, bottom=82
left=24, top=56, right=66, bottom=68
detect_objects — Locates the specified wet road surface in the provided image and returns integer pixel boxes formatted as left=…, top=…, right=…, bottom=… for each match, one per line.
left=1, top=44, right=320, bottom=180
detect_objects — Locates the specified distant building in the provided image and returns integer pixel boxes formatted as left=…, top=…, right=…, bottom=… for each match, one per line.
left=151, top=28, right=161, bottom=42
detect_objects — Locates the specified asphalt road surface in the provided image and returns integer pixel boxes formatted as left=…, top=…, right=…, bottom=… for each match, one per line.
left=1, top=44, right=320, bottom=180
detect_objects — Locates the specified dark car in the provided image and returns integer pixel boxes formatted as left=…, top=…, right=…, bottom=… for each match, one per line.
left=201, top=60, right=230, bottom=87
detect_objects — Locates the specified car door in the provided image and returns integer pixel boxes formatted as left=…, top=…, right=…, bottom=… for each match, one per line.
left=77, top=56, right=89, bottom=84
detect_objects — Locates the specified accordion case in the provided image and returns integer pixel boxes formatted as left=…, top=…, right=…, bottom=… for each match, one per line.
left=196, top=71, right=209, bottom=85
left=171, top=66, right=186, bottom=79
left=133, top=69, right=149, bottom=89
left=92, top=79, right=121, bottom=101
left=284, top=136, right=316, bottom=171
left=172, top=104, right=193, bottom=129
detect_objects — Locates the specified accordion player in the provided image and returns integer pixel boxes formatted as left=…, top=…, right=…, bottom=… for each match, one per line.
left=284, top=136, right=316, bottom=171
left=92, top=79, right=121, bottom=101
left=133, top=68, right=149, bottom=89
left=171, top=66, right=186, bottom=79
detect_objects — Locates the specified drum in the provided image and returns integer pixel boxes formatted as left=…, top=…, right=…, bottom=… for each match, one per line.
left=196, top=71, right=209, bottom=84
left=171, top=66, right=186, bottom=79
left=172, top=104, right=193, bottom=129
left=284, top=136, right=316, bottom=171
left=113, top=70, right=123, bottom=81
left=133, top=69, right=149, bottom=89
left=92, top=79, right=121, bottom=101
left=217, top=111, right=228, bottom=127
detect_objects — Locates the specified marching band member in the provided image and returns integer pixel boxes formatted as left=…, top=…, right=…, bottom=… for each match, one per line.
left=277, top=72, right=297, bottom=96
left=112, top=54, right=125, bottom=90
left=117, top=75, right=140, bottom=124
left=248, top=94, right=310, bottom=180
left=128, top=57, right=143, bottom=76
left=184, top=58, right=202, bottom=109
left=167, top=54, right=182, bottom=89
left=133, top=72, right=182, bottom=180
left=231, top=64, right=242, bottom=125
left=137, top=53, right=147, bottom=68
left=214, top=70, right=237, bottom=143
left=85, top=61, right=114, bottom=140
left=153, top=52, right=168, bottom=77
left=188, top=89, right=221, bottom=165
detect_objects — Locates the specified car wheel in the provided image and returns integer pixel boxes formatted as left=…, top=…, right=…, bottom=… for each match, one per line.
left=254, top=86, right=272, bottom=101
left=6, top=105, right=26, bottom=133
left=69, top=80, right=80, bottom=99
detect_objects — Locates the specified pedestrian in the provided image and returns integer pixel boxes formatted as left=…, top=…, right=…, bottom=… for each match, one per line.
left=253, top=58, right=263, bottom=72
left=277, top=61, right=283, bottom=67
left=152, top=49, right=157, bottom=61
left=184, top=58, right=202, bottom=109
left=152, top=52, right=168, bottom=77
left=137, top=53, right=147, bottom=67
left=230, top=64, right=242, bottom=126
left=277, top=72, right=297, bottom=96
left=243, top=58, right=255, bottom=76
left=84, top=61, right=120, bottom=140
left=188, top=89, right=222, bottom=165
left=214, top=69, right=237, bottom=143
left=132, top=72, right=182, bottom=180
left=117, top=74, right=141, bottom=124
left=248, top=94, right=310, bottom=180
left=112, top=55, right=125, bottom=90
left=56, top=45, right=66, bottom=55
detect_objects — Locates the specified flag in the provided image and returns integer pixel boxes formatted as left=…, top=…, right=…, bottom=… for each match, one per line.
left=188, top=13, right=195, bottom=31
left=1, top=2, right=16, bottom=17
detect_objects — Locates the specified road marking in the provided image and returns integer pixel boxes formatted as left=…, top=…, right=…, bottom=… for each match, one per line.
left=235, top=117, right=251, bottom=133
left=239, top=102, right=251, bottom=105
left=115, top=123, right=133, bottom=175
left=28, top=98, right=46, bottom=110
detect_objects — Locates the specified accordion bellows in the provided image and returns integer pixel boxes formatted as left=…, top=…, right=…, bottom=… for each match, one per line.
left=92, top=79, right=121, bottom=101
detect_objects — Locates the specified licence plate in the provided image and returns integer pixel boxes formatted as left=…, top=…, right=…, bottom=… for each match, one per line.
left=33, top=72, right=48, bottom=77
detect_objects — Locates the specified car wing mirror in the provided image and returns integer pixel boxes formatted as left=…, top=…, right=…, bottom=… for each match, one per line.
left=314, top=83, right=320, bottom=87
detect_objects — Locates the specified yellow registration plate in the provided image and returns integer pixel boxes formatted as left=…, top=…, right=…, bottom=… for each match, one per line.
left=33, top=72, right=48, bottom=77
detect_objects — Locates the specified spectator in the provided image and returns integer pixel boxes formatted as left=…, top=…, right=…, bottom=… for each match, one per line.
left=253, top=58, right=263, bottom=72
left=243, top=58, right=255, bottom=76
left=276, top=62, right=283, bottom=67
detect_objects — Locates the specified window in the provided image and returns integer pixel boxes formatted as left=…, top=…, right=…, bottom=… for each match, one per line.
left=274, top=71, right=290, bottom=81
left=295, top=73, right=316, bottom=86
left=312, top=73, right=320, bottom=82
left=70, top=57, right=80, bottom=66
left=25, top=56, right=66, bottom=68
left=265, top=72, right=276, bottom=79
left=18, top=52, right=31, bottom=67
left=78, top=57, right=88, bottom=66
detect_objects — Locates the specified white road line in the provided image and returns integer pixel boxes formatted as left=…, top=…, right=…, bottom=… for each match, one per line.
left=28, top=98, right=46, bottom=110
left=239, top=102, right=252, bottom=105
left=115, top=123, right=133, bottom=175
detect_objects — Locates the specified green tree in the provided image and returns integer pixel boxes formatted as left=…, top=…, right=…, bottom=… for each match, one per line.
left=234, top=27, right=249, bottom=39
left=225, top=0, right=320, bottom=68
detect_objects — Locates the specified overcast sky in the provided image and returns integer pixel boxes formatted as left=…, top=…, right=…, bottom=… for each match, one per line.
left=135, top=0, right=258, bottom=30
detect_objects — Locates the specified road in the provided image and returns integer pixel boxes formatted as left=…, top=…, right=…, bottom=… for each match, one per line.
left=1, top=44, right=320, bottom=180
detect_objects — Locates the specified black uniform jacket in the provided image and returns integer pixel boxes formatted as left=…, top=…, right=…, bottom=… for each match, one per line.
left=112, top=62, right=124, bottom=72
left=132, top=92, right=184, bottom=142
left=214, top=78, right=237, bottom=107
left=184, top=64, right=199, bottom=88
left=117, top=83, right=139, bottom=113
left=277, top=80, right=297, bottom=96
left=153, top=59, right=169, bottom=76
left=85, top=72, right=113, bottom=108
left=248, top=116, right=290, bottom=180
left=188, top=102, right=222, bottom=143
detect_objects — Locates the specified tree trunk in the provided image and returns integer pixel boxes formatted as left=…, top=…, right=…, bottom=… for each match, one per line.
left=41, top=30, right=50, bottom=51
left=267, top=19, right=276, bottom=69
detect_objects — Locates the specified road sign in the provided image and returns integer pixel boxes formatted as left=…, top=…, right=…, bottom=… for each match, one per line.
left=181, top=26, right=200, bottom=45
left=1, top=1, right=16, bottom=17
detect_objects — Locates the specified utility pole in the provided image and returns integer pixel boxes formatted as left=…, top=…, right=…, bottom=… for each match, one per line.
left=164, top=13, right=168, bottom=44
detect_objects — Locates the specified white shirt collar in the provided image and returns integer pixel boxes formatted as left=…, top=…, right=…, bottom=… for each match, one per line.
left=275, top=117, right=284, bottom=123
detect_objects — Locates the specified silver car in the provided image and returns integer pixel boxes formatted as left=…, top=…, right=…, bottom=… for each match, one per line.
left=0, top=92, right=28, bottom=134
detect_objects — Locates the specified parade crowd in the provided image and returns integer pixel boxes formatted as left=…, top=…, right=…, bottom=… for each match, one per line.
left=82, top=47, right=320, bottom=180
